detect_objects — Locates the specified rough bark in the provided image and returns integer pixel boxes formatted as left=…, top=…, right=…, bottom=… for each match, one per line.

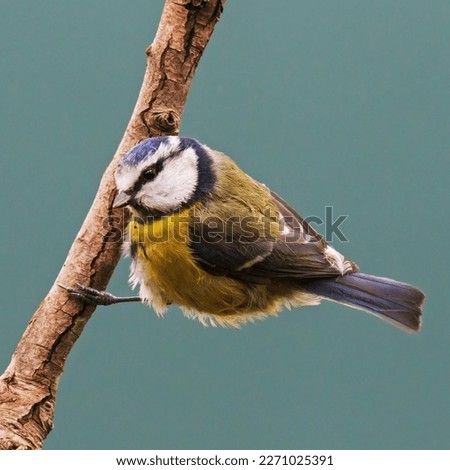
left=0, top=0, right=226, bottom=450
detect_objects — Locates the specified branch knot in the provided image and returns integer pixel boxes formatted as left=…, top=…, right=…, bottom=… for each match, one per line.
left=142, top=109, right=180, bottom=135
left=176, top=0, right=208, bottom=7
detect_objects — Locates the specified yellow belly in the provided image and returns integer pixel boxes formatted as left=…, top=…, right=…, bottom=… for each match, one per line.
left=127, top=210, right=284, bottom=326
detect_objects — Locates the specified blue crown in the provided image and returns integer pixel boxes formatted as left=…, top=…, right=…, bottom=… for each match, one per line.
left=122, top=137, right=171, bottom=166
left=121, top=136, right=209, bottom=167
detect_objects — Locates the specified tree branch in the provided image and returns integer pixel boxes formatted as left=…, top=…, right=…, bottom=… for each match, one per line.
left=0, top=0, right=226, bottom=450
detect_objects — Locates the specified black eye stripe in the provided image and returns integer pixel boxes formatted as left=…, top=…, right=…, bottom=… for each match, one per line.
left=142, top=166, right=157, bottom=181
left=132, top=158, right=166, bottom=193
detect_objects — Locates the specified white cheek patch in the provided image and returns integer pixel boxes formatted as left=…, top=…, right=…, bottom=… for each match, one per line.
left=137, top=147, right=199, bottom=213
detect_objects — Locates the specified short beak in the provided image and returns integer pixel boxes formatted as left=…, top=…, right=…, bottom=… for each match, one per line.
left=113, top=190, right=131, bottom=208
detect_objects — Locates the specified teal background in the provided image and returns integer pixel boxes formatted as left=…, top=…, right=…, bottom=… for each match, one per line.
left=0, top=0, right=448, bottom=450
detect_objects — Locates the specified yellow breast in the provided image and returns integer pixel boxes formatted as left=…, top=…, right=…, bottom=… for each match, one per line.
left=127, top=209, right=280, bottom=325
left=128, top=209, right=202, bottom=295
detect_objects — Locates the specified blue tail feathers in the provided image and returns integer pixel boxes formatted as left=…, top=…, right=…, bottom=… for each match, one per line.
left=301, top=272, right=424, bottom=332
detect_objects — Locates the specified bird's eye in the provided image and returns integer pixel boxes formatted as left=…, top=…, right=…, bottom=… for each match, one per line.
left=142, top=166, right=157, bottom=182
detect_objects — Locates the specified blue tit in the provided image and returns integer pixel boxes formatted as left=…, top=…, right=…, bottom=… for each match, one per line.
left=70, top=136, right=424, bottom=331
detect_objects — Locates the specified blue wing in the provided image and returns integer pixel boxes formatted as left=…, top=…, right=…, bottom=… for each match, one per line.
left=189, top=190, right=357, bottom=284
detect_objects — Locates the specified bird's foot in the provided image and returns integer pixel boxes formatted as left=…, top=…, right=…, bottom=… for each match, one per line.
left=58, top=283, right=141, bottom=306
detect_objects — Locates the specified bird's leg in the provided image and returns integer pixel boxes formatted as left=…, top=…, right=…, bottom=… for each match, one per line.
left=58, top=283, right=141, bottom=306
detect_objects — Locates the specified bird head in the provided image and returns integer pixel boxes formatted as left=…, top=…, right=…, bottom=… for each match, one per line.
left=114, top=136, right=216, bottom=217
